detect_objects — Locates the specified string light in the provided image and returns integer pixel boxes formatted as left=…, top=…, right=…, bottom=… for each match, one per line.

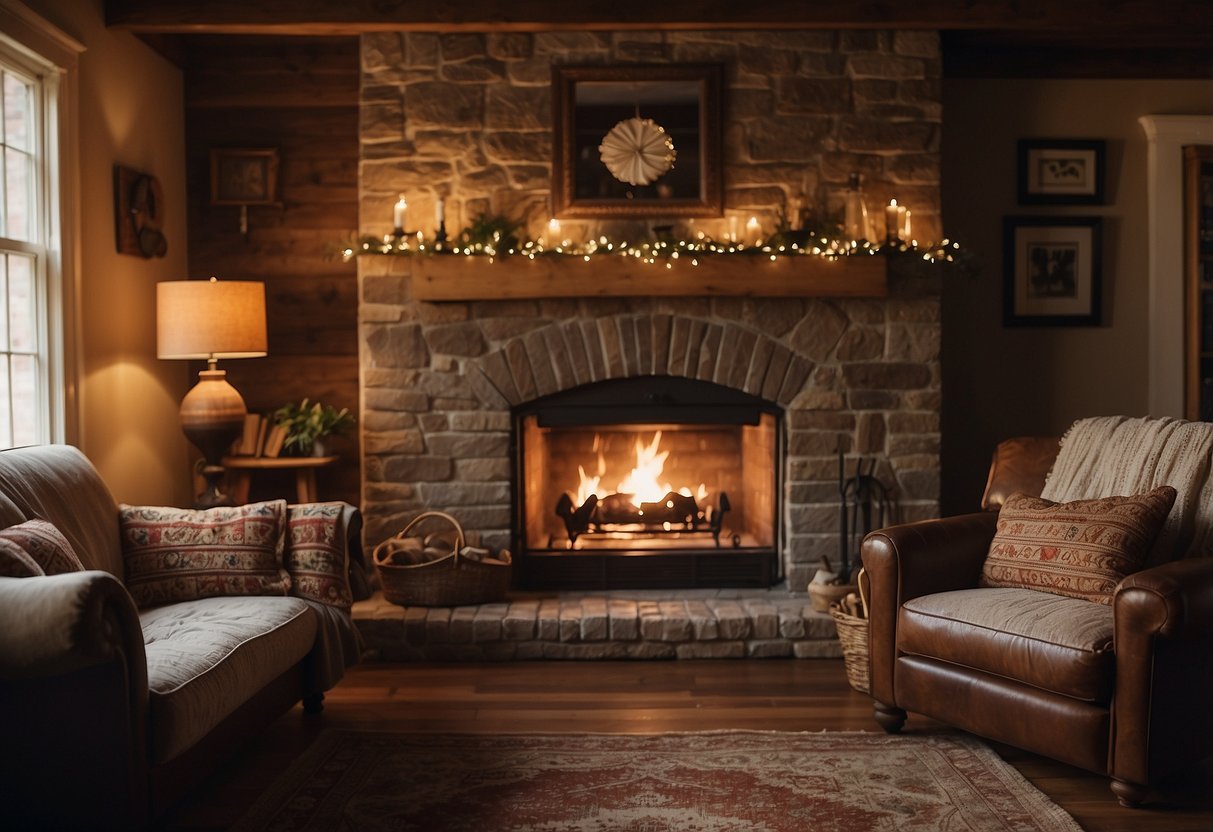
left=341, top=232, right=962, bottom=266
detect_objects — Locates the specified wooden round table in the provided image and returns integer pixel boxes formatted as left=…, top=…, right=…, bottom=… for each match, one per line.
left=221, top=455, right=338, bottom=504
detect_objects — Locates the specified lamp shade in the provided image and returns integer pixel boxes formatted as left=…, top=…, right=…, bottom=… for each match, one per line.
left=157, top=278, right=268, bottom=360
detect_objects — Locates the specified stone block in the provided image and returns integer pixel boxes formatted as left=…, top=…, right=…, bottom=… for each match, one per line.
left=712, top=323, right=740, bottom=387
left=484, top=131, right=551, bottom=164
left=581, top=319, right=607, bottom=381
left=440, top=59, right=506, bottom=84
left=608, top=599, right=640, bottom=641
left=746, top=639, right=793, bottom=658
left=448, top=606, right=477, bottom=642
left=543, top=326, right=576, bottom=391
left=383, top=455, right=453, bottom=483
left=788, top=302, right=848, bottom=361
left=504, top=338, right=538, bottom=401
left=747, top=116, right=834, bottom=162
left=835, top=328, right=884, bottom=361
left=524, top=329, right=559, bottom=397
left=502, top=600, right=539, bottom=640
left=537, top=599, right=562, bottom=641
left=450, top=411, right=510, bottom=432
left=774, top=603, right=807, bottom=639
left=625, top=642, right=678, bottom=659
left=580, top=597, right=609, bottom=641
left=472, top=603, right=508, bottom=642
left=638, top=601, right=664, bottom=641
left=886, top=323, right=940, bottom=362
left=760, top=344, right=793, bottom=402
left=676, top=642, right=745, bottom=659
left=487, top=33, right=533, bottom=60
left=778, top=356, right=814, bottom=405
left=364, top=429, right=425, bottom=456
left=742, top=600, right=779, bottom=639
left=599, top=317, right=625, bottom=378
left=424, top=607, right=451, bottom=643
left=424, top=322, right=486, bottom=357
left=777, top=78, right=851, bottom=115
left=560, top=322, right=592, bottom=386
left=426, top=432, right=509, bottom=458
left=685, top=600, right=719, bottom=640
left=365, top=323, right=429, bottom=369
left=838, top=118, right=935, bottom=153
left=404, top=82, right=484, bottom=129
left=842, top=362, right=932, bottom=390
left=559, top=601, right=582, bottom=642
left=802, top=609, right=838, bottom=639
left=710, top=600, right=751, bottom=640
left=439, top=33, right=486, bottom=62
left=855, top=412, right=887, bottom=454
left=404, top=607, right=429, bottom=645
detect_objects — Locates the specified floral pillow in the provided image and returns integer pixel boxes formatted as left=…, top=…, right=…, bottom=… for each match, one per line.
left=0, top=519, right=84, bottom=576
left=119, top=500, right=290, bottom=609
left=286, top=502, right=353, bottom=609
left=980, top=485, right=1178, bottom=604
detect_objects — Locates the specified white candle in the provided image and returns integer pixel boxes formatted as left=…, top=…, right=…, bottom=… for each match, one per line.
left=902, top=209, right=912, bottom=241
left=727, top=215, right=739, bottom=242
left=885, top=199, right=906, bottom=243
left=435, top=198, right=445, bottom=224
left=393, top=194, right=407, bottom=231
left=548, top=217, right=561, bottom=235
left=746, top=216, right=761, bottom=245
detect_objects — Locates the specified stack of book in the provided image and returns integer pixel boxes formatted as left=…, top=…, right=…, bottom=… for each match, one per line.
left=232, top=413, right=289, bottom=458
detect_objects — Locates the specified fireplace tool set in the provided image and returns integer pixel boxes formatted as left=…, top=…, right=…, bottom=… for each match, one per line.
left=555, top=489, right=733, bottom=548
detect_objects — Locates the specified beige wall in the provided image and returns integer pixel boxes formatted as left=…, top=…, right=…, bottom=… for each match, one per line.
left=941, top=78, right=1213, bottom=514
left=26, top=0, right=192, bottom=504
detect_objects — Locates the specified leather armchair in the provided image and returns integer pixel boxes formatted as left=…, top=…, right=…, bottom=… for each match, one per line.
left=862, top=438, right=1213, bottom=807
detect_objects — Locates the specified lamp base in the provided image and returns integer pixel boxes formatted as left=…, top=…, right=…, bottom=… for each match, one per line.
left=180, top=368, right=247, bottom=508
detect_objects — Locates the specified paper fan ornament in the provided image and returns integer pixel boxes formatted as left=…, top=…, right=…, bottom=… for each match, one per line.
left=599, top=117, right=676, bottom=187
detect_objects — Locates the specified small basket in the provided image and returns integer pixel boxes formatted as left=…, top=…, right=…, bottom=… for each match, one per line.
left=372, top=511, right=512, bottom=607
left=829, top=567, right=870, bottom=694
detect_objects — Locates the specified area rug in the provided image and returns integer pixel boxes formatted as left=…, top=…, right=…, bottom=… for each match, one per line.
left=232, top=730, right=1083, bottom=832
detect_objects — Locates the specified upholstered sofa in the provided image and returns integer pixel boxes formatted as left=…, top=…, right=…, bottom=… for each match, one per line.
left=0, top=445, right=364, bottom=829
left=862, top=416, right=1213, bottom=807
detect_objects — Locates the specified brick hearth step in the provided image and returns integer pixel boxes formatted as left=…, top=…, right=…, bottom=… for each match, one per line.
left=353, top=589, right=843, bottom=661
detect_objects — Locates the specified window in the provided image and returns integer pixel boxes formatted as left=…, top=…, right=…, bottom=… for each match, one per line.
left=0, top=31, right=65, bottom=450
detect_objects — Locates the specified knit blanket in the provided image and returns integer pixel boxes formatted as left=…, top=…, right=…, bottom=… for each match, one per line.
left=1042, top=416, right=1213, bottom=562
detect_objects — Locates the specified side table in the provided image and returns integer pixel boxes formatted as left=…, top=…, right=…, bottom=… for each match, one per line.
left=221, top=456, right=338, bottom=504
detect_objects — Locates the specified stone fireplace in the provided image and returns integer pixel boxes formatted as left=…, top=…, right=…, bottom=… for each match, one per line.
left=357, top=29, right=943, bottom=596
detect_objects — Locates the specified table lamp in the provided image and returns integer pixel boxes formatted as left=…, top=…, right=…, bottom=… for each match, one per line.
left=157, top=277, right=267, bottom=507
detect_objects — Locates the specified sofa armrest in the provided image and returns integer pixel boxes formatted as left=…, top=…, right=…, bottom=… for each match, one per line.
left=0, top=572, right=151, bottom=827
left=0, top=571, right=147, bottom=682
left=861, top=512, right=998, bottom=706
left=1111, top=558, right=1213, bottom=788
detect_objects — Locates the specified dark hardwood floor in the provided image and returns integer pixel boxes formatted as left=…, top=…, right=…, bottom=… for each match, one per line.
left=159, top=660, right=1213, bottom=832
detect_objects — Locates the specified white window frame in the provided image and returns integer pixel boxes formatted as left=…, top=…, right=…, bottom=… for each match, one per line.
left=0, top=1, right=82, bottom=447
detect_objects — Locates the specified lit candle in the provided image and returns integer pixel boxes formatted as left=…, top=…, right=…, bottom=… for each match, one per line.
left=393, top=194, right=407, bottom=231
left=435, top=198, right=445, bottom=224
left=902, top=209, right=912, bottom=241
left=746, top=216, right=761, bottom=245
left=885, top=199, right=906, bottom=244
left=548, top=217, right=561, bottom=236
left=727, top=215, right=739, bottom=242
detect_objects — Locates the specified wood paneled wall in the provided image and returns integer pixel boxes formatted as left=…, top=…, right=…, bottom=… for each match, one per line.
left=184, top=36, right=361, bottom=505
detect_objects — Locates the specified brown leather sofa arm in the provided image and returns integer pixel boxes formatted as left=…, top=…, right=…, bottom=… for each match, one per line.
left=1116, top=558, right=1213, bottom=638
left=861, top=512, right=998, bottom=707
left=1111, top=558, right=1213, bottom=792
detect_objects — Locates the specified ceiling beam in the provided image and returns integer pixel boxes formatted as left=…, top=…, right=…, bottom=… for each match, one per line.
left=105, top=0, right=1211, bottom=37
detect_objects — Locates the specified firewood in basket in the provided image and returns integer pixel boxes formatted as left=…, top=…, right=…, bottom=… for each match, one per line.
left=460, top=546, right=490, bottom=561
left=424, top=532, right=457, bottom=553
left=422, top=546, right=452, bottom=561
left=384, top=537, right=425, bottom=565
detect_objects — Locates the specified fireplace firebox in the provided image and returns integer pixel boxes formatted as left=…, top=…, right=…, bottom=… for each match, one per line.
left=514, top=377, right=781, bottom=590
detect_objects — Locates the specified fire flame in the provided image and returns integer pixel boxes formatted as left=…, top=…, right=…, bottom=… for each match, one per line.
left=575, top=431, right=708, bottom=508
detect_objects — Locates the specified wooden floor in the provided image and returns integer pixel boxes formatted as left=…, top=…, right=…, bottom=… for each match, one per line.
left=160, top=659, right=1213, bottom=832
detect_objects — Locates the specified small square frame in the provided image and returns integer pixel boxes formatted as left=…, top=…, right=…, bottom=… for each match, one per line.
left=1004, top=216, right=1102, bottom=327
left=210, top=148, right=279, bottom=206
left=1017, top=139, right=1105, bottom=205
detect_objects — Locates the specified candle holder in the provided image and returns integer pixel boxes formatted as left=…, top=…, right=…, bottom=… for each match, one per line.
left=435, top=219, right=447, bottom=245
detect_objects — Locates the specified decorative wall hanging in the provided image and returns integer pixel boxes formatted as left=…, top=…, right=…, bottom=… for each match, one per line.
left=113, top=165, right=168, bottom=258
left=1017, top=139, right=1106, bottom=205
left=599, top=115, right=676, bottom=187
left=210, top=148, right=280, bottom=235
left=1003, top=216, right=1102, bottom=327
left=552, top=64, right=722, bottom=219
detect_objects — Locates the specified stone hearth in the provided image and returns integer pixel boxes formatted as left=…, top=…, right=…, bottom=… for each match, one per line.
left=354, top=589, right=842, bottom=661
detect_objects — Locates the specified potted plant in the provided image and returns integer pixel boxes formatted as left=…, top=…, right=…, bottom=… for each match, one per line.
left=272, top=399, right=355, bottom=457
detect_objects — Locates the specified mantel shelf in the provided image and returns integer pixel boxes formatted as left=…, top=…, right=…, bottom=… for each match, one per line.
left=409, top=254, right=887, bottom=301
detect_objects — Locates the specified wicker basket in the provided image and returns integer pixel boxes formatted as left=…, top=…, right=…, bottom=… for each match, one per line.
left=829, top=568, right=870, bottom=694
left=372, top=511, right=512, bottom=607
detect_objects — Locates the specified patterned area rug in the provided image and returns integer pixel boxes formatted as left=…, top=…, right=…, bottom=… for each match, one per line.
left=232, top=730, right=1083, bottom=832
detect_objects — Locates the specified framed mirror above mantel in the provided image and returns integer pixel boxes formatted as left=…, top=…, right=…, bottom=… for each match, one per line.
left=551, top=63, right=723, bottom=219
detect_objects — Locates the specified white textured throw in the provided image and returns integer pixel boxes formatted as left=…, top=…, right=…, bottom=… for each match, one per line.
left=1042, top=416, right=1213, bottom=562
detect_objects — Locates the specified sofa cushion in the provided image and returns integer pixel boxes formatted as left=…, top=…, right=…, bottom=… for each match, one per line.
left=120, top=501, right=291, bottom=609
left=979, top=486, right=1177, bottom=604
left=286, top=503, right=353, bottom=609
left=0, top=540, right=43, bottom=577
left=0, top=519, right=84, bottom=575
left=898, top=587, right=1115, bottom=703
left=141, top=596, right=316, bottom=763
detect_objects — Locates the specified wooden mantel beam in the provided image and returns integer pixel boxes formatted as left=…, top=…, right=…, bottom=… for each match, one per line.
left=105, top=0, right=1209, bottom=37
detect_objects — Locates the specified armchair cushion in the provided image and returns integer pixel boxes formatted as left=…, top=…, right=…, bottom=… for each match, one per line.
left=119, top=501, right=291, bottom=609
left=900, top=587, right=1115, bottom=703
left=979, top=486, right=1177, bottom=604
left=0, top=519, right=84, bottom=575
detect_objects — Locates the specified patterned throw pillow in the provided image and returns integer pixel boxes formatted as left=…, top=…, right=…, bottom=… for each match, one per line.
left=120, top=500, right=290, bottom=609
left=980, top=486, right=1178, bottom=604
left=0, top=519, right=84, bottom=576
left=286, top=503, right=353, bottom=609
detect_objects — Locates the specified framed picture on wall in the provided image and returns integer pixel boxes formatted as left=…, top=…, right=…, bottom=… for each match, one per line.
left=1003, top=216, right=1102, bottom=327
left=1017, top=139, right=1106, bottom=205
left=210, top=148, right=280, bottom=205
